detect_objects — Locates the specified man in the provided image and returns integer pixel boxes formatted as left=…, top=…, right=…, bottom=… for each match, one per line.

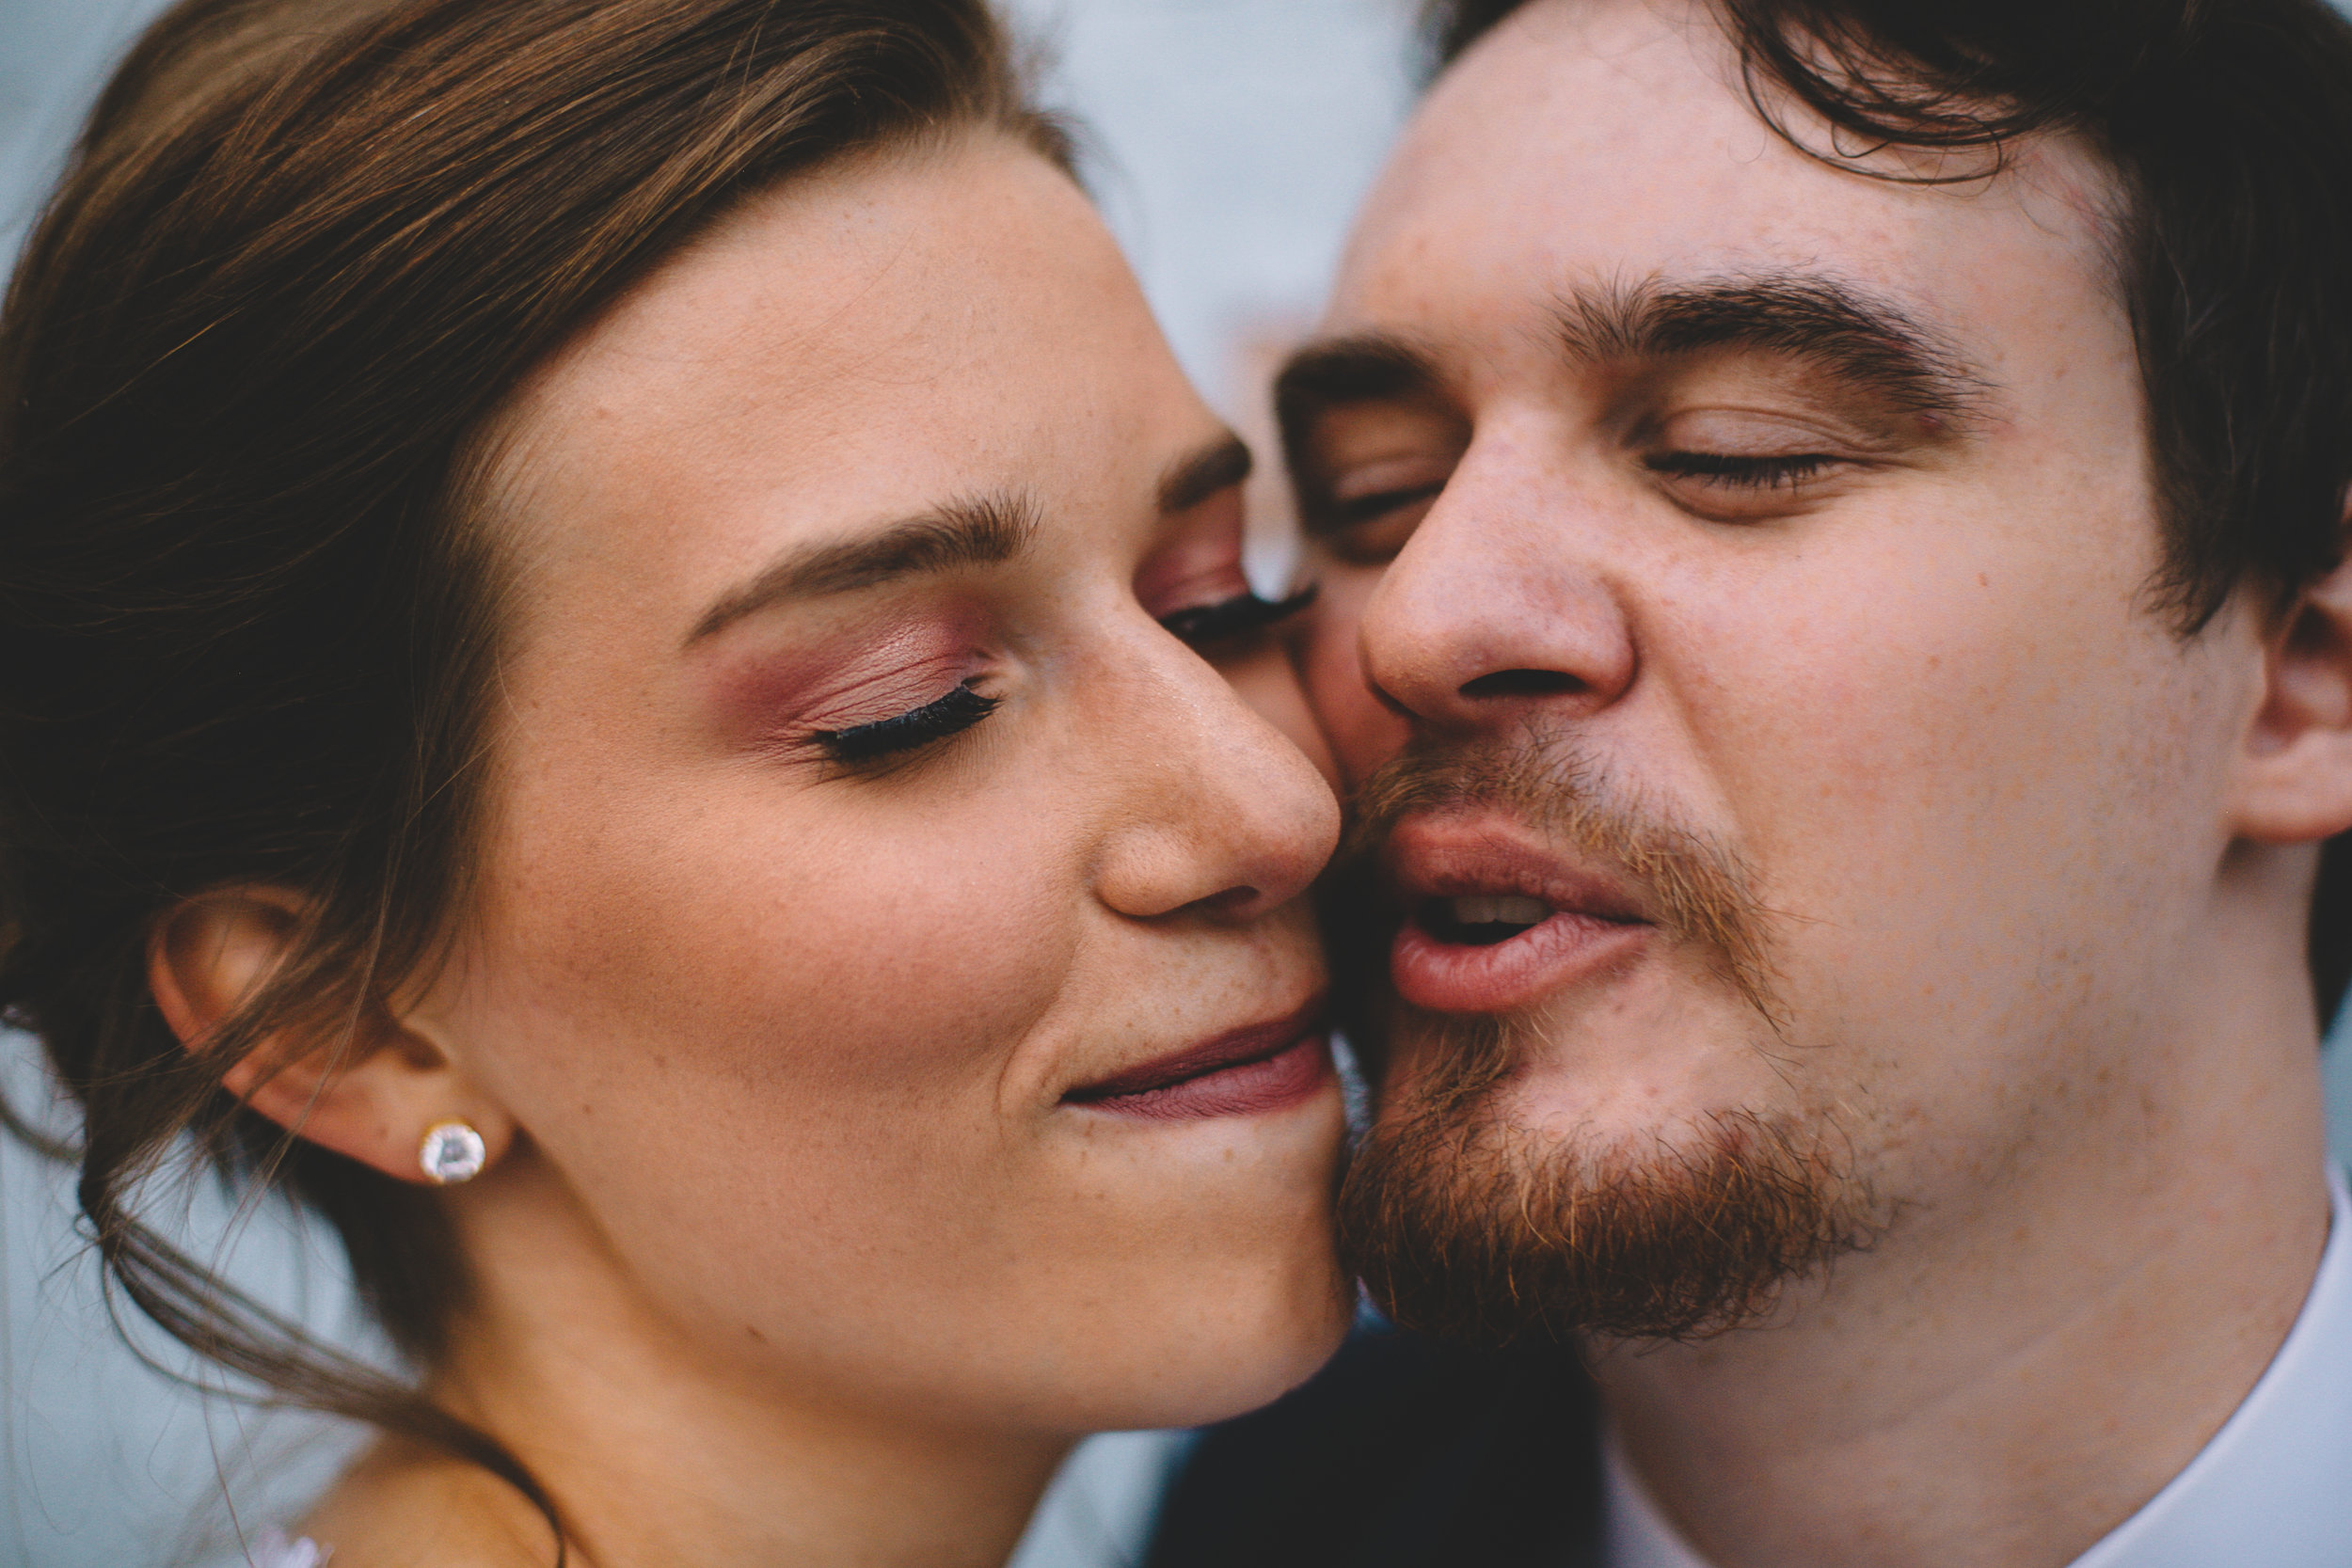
left=1149, top=2, right=2352, bottom=1564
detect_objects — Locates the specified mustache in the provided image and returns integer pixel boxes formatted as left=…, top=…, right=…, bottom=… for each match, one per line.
left=1337, top=734, right=1783, bottom=1026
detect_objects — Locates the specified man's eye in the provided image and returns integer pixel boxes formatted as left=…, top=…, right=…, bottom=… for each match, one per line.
left=1330, top=483, right=1443, bottom=524
left=812, top=680, right=999, bottom=763
left=1645, top=451, right=1842, bottom=490
left=1309, top=482, right=1445, bottom=564
left=1158, top=586, right=1317, bottom=648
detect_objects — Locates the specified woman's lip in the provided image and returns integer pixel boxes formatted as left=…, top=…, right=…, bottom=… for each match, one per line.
left=1391, top=907, right=1651, bottom=1014
left=1063, top=1004, right=1331, bottom=1121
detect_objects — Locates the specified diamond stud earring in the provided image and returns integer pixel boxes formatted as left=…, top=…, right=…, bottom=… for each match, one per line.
left=419, top=1120, right=487, bottom=1185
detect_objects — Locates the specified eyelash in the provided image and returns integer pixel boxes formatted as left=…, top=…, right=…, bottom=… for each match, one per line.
left=1645, top=451, right=1840, bottom=489
left=1330, top=483, right=1443, bottom=526
left=1157, top=586, right=1317, bottom=646
left=806, top=588, right=1312, bottom=767
left=812, top=680, right=1000, bottom=764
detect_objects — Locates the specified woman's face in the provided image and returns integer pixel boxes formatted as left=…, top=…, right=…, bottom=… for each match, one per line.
left=419, top=133, right=1349, bottom=1433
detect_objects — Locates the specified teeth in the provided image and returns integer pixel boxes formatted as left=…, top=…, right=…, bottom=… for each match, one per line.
left=1448, top=895, right=1550, bottom=927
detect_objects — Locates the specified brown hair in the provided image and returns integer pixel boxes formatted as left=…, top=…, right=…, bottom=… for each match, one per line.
left=0, top=0, right=1063, bottom=1547
left=1422, top=0, right=2352, bottom=1023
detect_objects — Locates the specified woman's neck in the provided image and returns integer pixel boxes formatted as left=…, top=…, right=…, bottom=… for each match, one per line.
left=303, top=1163, right=1072, bottom=1568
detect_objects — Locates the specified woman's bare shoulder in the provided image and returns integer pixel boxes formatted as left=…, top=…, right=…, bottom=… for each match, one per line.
left=286, top=1439, right=568, bottom=1568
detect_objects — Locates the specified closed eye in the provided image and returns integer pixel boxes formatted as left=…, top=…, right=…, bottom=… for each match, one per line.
left=1329, top=483, right=1445, bottom=525
left=812, top=679, right=999, bottom=763
left=1644, top=451, right=1843, bottom=488
left=1157, top=586, right=1316, bottom=648
left=1306, top=482, right=1446, bottom=565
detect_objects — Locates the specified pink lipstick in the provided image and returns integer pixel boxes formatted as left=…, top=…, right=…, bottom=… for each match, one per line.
left=1063, top=1002, right=1331, bottom=1121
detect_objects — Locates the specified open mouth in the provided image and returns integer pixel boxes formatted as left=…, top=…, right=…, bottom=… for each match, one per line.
left=1419, top=894, right=1559, bottom=946
left=1392, top=892, right=1650, bottom=1013
left=1062, top=1003, right=1331, bottom=1122
left=1381, top=819, right=1656, bottom=1014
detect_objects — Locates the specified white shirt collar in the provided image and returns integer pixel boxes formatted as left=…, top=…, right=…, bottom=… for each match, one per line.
left=1600, top=1424, right=1711, bottom=1568
left=1601, top=1164, right=2352, bottom=1568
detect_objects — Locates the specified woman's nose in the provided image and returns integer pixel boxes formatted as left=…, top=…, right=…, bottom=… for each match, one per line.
left=1091, top=640, right=1342, bottom=924
left=1357, top=454, right=1636, bottom=737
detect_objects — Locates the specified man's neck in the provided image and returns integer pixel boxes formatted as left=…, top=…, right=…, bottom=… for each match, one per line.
left=1590, top=913, right=2336, bottom=1568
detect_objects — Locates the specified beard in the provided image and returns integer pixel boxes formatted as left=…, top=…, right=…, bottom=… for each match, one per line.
left=1332, top=739, right=1880, bottom=1347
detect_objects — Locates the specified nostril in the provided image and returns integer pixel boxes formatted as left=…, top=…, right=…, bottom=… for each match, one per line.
left=1193, top=884, right=1260, bottom=917
left=1460, top=669, right=1582, bottom=699
left=1369, top=680, right=1416, bottom=720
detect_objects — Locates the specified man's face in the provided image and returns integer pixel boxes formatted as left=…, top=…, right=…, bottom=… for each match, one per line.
left=1295, top=0, right=2270, bottom=1341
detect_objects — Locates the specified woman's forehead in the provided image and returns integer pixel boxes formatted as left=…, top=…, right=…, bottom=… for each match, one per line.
left=478, top=136, right=1209, bottom=647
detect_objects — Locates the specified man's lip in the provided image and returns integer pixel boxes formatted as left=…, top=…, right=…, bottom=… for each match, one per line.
left=1380, top=813, right=1650, bottom=919
left=1382, top=815, right=1652, bottom=1013
left=1061, top=998, right=1331, bottom=1121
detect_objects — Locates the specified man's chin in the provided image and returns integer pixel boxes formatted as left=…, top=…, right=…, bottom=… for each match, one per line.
left=1335, top=1017, right=1879, bottom=1347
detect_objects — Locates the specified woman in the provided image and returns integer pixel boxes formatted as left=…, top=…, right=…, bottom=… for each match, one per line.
left=0, top=1, right=1349, bottom=1562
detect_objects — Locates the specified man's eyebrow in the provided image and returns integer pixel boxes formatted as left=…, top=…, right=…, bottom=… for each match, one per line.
left=1159, top=433, right=1254, bottom=515
left=687, top=492, right=1039, bottom=644
left=1272, top=334, right=1446, bottom=446
left=1555, top=271, right=1993, bottom=422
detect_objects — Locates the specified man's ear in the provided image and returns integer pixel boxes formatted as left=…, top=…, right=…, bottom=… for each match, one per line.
left=148, top=889, right=513, bottom=1186
left=2234, top=532, right=2352, bottom=845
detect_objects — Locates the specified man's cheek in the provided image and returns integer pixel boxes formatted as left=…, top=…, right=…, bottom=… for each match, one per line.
left=1304, top=568, right=1412, bottom=785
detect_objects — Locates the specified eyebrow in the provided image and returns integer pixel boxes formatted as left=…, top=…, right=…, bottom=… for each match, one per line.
left=685, top=432, right=1253, bottom=645
left=1160, top=433, right=1253, bottom=515
left=687, top=492, right=1040, bottom=644
left=1273, top=271, right=1991, bottom=452
left=1274, top=335, right=1447, bottom=451
left=1553, top=271, right=1991, bottom=420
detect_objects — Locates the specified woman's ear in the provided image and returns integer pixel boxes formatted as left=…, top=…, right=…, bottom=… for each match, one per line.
left=2234, top=525, right=2352, bottom=844
left=148, top=889, right=513, bottom=1186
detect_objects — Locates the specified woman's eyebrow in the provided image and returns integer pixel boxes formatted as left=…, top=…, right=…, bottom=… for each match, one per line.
left=687, top=492, right=1040, bottom=644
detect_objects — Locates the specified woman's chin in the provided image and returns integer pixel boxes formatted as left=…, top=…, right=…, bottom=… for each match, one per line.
left=1173, top=1273, right=1354, bottom=1427
left=1048, top=1256, right=1353, bottom=1434
left=1023, top=1109, right=1354, bottom=1432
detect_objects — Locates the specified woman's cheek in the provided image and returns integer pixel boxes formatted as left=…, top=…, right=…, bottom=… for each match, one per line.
left=679, top=795, right=1080, bottom=1094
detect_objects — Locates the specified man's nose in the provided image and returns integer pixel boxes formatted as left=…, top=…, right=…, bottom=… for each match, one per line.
left=1356, top=451, right=1636, bottom=736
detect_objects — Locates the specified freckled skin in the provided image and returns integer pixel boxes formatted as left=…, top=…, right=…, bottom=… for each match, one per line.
left=1296, top=2, right=2344, bottom=1565
left=273, top=135, right=1348, bottom=1566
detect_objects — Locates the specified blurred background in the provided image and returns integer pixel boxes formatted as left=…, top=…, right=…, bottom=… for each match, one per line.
left=2, top=1, right=2349, bottom=1564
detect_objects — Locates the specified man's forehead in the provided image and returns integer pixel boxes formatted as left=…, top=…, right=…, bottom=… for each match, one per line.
left=1330, top=0, right=2120, bottom=359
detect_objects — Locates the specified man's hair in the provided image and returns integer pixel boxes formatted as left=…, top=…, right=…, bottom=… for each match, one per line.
left=1425, top=0, right=2352, bottom=1022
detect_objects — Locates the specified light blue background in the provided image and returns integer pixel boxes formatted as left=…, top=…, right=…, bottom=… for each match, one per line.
left=3, top=2, right=2349, bottom=1564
